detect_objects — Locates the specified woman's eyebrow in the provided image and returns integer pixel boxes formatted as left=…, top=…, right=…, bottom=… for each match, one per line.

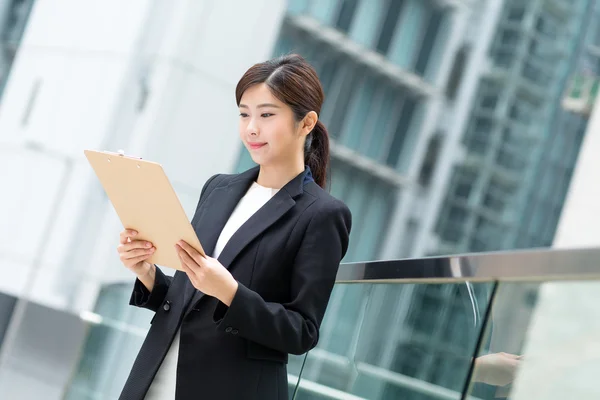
left=239, top=103, right=281, bottom=109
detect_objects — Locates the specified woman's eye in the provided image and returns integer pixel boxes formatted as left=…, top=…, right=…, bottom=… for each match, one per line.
left=239, top=113, right=249, bottom=117
left=261, top=113, right=274, bottom=118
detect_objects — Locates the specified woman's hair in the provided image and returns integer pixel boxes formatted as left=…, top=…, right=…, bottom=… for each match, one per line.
left=236, top=54, right=329, bottom=188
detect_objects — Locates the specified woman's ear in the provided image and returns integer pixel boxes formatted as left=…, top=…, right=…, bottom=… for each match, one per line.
left=301, top=111, right=318, bottom=136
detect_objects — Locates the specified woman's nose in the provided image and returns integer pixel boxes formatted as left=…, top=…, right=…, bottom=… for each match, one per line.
left=247, top=119, right=258, bottom=135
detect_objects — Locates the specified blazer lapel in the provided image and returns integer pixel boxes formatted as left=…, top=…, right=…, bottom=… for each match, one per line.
left=184, top=166, right=310, bottom=313
left=182, top=167, right=259, bottom=305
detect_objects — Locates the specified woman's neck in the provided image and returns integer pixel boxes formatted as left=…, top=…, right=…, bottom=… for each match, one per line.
left=256, top=162, right=305, bottom=189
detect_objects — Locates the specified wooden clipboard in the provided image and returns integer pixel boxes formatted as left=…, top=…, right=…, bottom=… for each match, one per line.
left=84, top=149, right=204, bottom=270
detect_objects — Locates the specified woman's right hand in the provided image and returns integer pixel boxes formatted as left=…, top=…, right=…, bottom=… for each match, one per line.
left=117, top=229, right=155, bottom=276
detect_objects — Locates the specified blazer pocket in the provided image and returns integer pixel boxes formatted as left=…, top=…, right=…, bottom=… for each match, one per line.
left=247, top=340, right=288, bottom=364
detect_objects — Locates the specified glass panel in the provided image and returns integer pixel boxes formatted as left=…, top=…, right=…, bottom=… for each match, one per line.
left=338, top=75, right=377, bottom=152
left=341, top=170, right=375, bottom=262
left=375, top=0, right=406, bottom=55
left=309, top=0, right=340, bottom=26
left=348, top=0, right=388, bottom=49
left=385, top=97, right=418, bottom=168
left=296, top=282, right=496, bottom=399
left=466, top=281, right=600, bottom=400
left=287, top=0, right=311, bottom=16
left=387, top=0, right=427, bottom=70
left=365, top=85, right=397, bottom=161
left=294, top=284, right=372, bottom=399
left=413, top=8, right=444, bottom=77
left=334, top=0, right=359, bottom=33
left=0, top=0, right=36, bottom=97
left=63, top=284, right=151, bottom=399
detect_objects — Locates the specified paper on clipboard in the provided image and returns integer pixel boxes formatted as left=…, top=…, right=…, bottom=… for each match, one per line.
left=84, top=149, right=204, bottom=270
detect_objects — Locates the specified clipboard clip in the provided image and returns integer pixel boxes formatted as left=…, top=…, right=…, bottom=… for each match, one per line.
left=114, top=149, right=142, bottom=160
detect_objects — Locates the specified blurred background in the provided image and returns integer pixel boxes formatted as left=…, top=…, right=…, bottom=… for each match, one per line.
left=1, top=0, right=600, bottom=399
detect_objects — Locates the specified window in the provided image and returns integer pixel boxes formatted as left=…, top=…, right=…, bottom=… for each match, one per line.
left=376, top=0, right=406, bottom=53
left=335, top=0, right=359, bottom=33
left=347, top=0, right=389, bottom=48
left=450, top=166, right=477, bottom=201
left=286, top=0, right=310, bottom=15
left=474, top=79, right=502, bottom=112
left=418, top=132, right=443, bottom=187
left=0, top=0, right=35, bottom=97
left=506, top=5, right=526, bottom=22
left=492, top=48, right=516, bottom=68
left=464, top=115, right=494, bottom=153
left=446, top=45, right=469, bottom=100
left=338, top=75, right=378, bottom=150
left=386, top=97, right=418, bottom=167
left=329, top=160, right=397, bottom=262
left=496, top=146, right=527, bottom=172
left=309, top=0, right=341, bottom=26
left=480, top=93, right=499, bottom=110
left=414, top=7, right=445, bottom=76
left=508, top=97, right=539, bottom=124
left=499, top=28, right=521, bottom=47
left=365, top=86, right=399, bottom=161
left=436, top=176, right=472, bottom=243
left=482, top=178, right=515, bottom=215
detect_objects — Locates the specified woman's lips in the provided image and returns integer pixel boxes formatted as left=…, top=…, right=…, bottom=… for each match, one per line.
left=248, top=143, right=266, bottom=150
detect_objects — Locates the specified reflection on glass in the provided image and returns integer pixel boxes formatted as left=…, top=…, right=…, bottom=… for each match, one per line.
left=295, top=283, right=494, bottom=399
left=468, top=281, right=600, bottom=400
left=65, top=284, right=151, bottom=400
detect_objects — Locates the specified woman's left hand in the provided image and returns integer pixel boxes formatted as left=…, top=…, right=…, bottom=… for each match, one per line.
left=176, top=240, right=239, bottom=306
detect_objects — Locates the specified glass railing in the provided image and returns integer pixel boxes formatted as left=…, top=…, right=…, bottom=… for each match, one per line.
left=2, top=247, right=600, bottom=399
left=290, top=247, right=600, bottom=400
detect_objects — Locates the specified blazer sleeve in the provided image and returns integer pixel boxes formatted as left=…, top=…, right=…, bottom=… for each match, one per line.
left=128, top=173, right=222, bottom=312
left=129, top=266, right=173, bottom=311
left=213, top=199, right=352, bottom=355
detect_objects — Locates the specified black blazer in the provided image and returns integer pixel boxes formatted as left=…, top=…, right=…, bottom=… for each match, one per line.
left=119, top=166, right=352, bottom=400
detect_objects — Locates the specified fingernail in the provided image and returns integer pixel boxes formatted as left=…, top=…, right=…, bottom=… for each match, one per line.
left=131, top=231, right=137, bottom=236
left=146, top=242, right=151, bottom=247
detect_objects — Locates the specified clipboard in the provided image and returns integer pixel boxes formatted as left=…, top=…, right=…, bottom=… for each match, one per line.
left=84, top=149, right=204, bottom=270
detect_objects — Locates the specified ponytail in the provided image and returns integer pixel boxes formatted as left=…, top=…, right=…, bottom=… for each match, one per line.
left=304, top=120, right=330, bottom=189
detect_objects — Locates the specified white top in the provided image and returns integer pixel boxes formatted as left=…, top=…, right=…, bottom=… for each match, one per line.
left=145, top=182, right=278, bottom=400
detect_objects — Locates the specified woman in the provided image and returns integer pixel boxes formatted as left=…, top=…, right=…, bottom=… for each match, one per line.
left=116, top=54, right=352, bottom=400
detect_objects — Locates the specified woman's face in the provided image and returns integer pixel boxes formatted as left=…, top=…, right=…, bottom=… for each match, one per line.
left=238, top=83, right=305, bottom=167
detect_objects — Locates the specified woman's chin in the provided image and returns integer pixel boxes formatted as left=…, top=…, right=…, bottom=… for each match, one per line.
left=249, top=153, right=265, bottom=166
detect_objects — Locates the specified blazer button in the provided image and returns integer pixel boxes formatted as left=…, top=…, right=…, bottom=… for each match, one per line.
left=225, top=327, right=232, bottom=333
left=163, top=301, right=171, bottom=312
left=231, top=329, right=239, bottom=335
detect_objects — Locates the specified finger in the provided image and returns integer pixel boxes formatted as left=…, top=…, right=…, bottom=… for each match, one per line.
left=177, top=245, right=199, bottom=269
left=178, top=253, right=200, bottom=286
left=126, top=253, right=153, bottom=265
left=177, top=240, right=204, bottom=264
left=120, top=247, right=155, bottom=260
left=121, top=240, right=153, bottom=252
left=179, top=256, right=195, bottom=278
left=117, top=241, right=150, bottom=254
left=120, top=229, right=138, bottom=244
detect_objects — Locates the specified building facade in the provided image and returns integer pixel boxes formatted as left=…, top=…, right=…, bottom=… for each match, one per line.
left=429, top=0, right=597, bottom=255
left=1, top=0, right=599, bottom=399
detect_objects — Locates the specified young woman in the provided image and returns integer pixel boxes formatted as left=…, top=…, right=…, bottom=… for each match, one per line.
left=117, top=54, right=352, bottom=400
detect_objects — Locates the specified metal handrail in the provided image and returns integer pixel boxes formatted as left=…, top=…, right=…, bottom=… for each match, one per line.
left=335, top=246, right=600, bottom=283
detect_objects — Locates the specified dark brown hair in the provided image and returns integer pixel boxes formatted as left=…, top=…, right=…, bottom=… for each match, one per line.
left=235, top=54, right=330, bottom=188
